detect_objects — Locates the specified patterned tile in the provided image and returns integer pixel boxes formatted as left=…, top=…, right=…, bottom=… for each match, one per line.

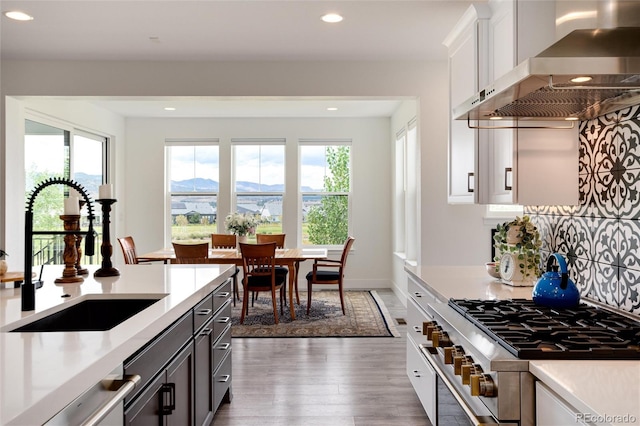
left=619, top=219, right=640, bottom=271
left=618, top=267, right=640, bottom=314
left=591, top=261, right=618, bottom=305
left=592, top=218, right=619, bottom=266
left=525, top=104, right=640, bottom=316
left=616, top=118, right=640, bottom=171
left=617, top=168, right=640, bottom=219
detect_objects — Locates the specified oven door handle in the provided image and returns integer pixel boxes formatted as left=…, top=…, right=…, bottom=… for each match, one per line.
left=419, top=344, right=508, bottom=426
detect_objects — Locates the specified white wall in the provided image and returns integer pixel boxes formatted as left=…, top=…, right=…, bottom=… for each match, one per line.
left=125, top=116, right=391, bottom=288
left=1, top=60, right=493, bottom=286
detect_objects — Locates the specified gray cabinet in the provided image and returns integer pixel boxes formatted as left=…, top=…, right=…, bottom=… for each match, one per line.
left=124, top=279, right=232, bottom=426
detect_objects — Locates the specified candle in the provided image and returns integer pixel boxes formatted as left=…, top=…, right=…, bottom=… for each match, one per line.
left=99, top=184, right=113, bottom=199
left=69, top=188, right=81, bottom=200
left=64, top=196, right=80, bottom=215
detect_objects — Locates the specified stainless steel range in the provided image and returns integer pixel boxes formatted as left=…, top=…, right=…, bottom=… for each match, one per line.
left=406, top=278, right=640, bottom=426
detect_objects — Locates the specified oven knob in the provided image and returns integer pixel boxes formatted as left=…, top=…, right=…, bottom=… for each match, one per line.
left=443, top=347, right=454, bottom=364
left=432, top=331, right=452, bottom=348
left=444, top=345, right=464, bottom=364
left=454, top=355, right=473, bottom=375
left=462, top=363, right=482, bottom=385
left=470, top=374, right=496, bottom=397
left=425, top=324, right=439, bottom=341
left=422, top=321, right=436, bottom=336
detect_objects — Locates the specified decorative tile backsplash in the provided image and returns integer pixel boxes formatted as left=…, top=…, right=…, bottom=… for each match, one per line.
left=524, top=105, right=640, bottom=317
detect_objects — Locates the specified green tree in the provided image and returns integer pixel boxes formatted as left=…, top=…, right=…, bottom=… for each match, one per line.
left=26, top=169, right=65, bottom=231
left=307, top=146, right=350, bottom=245
left=187, top=212, right=201, bottom=224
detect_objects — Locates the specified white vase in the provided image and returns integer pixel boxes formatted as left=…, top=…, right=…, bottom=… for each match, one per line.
left=0, top=259, right=7, bottom=275
left=236, top=235, right=248, bottom=251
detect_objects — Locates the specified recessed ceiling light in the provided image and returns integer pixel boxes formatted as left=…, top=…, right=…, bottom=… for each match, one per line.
left=4, top=11, right=34, bottom=21
left=321, top=13, right=343, bottom=23
left=327, top=107, right=338, bottom=111
left=164, top=107, right=176, bottom=111
left=571, top=76, right=592, bottom=83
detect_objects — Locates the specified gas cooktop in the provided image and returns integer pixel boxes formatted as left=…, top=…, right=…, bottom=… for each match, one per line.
left=448, top=298, right=640, bottom=360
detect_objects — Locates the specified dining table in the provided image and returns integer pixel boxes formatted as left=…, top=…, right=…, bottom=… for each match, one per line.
left=138, top=247, right=328, bottom=320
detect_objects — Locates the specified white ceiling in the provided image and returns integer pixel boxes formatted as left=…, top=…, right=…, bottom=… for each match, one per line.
left=1, top=0, right=476, bottom=118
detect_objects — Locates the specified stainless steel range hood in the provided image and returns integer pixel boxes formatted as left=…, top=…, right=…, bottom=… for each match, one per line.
left=453, top=1, right=640, bottom=121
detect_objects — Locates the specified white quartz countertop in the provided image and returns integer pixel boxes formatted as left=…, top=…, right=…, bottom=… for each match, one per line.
left=530, top=360, right=640, bottom=426
left=0, top=264, right=234, bottom=425
left=405, top=265, right=640, bottom=426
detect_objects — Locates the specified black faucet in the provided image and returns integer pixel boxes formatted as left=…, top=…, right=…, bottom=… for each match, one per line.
left=23, top=178, right=96, bottom=311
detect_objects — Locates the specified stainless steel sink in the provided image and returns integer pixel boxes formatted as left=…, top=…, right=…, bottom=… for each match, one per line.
left=10, top=298, right=162, bottom=332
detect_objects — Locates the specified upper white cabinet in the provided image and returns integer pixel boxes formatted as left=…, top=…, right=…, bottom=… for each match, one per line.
left=477, top=0, right=579, bottom=206
left=443, top=4, right=490, bottom=204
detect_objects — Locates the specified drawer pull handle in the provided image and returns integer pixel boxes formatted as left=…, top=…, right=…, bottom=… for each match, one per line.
left=196, top=309, right=212, bottom=316
left=199, top=328, right=213, bottom=337
left=413, top=292, right=422, bottom=298
left=218, top=375, right=231, bottom=383
left=412, top=370, right=421, bottom=378
left=216, top=292, right=230, bottom=298
left=217, top=343, right=231, bottom=350
left=217, top=317, right=230, bottom=324
left=160, top=383, right=175, bottom=415
left=413, top=326, right=422, bottom=333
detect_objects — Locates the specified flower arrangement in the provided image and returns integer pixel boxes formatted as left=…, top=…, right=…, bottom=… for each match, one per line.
left=0, top=250, right=7, bottom=259
left=224, top=212, right=259, bottom=236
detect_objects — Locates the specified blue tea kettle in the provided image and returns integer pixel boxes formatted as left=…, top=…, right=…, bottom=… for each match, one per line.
left=532, top=253, right=580, bottom=308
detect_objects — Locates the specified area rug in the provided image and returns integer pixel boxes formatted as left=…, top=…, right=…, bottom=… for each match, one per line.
left=231, top=290, right=400, bottom=337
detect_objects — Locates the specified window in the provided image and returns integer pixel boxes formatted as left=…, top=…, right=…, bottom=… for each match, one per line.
left=300, top=140, right=351, bottom=246
left=232, top=139, right=285, bottom=240
left=394, top=129, right=406, bottom=253
left=24, top=119, right=108, bottom=266
left=167, top=141, right=219, bottom=243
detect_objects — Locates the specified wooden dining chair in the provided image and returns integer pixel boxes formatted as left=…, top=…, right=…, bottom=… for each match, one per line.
left=211, top=233, right=240, bottom=306
left=171, top=242, right=209, bottom=264
left=306, top=236, right=355, bottom=315
left=255, top=233, right=292, bottom=304
left=239, top=242, right=286, bottom=324
left=118, top=236, right=165, bottom=265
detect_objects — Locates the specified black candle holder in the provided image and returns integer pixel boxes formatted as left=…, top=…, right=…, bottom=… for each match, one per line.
left=94, top=199, right=120, bottom=277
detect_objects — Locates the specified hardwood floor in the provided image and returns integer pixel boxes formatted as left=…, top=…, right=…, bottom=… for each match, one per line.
left=212, top=289, right=432, bottom=425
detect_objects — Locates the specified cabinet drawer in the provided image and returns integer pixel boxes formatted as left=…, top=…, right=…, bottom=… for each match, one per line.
left=124, top=310, right=193, bottom=404
left=213, top=350, right=232, bottom=412
left=213, top=279, right=232, bottom=313
left=406, top=339, right=436, bottom=422
left=407, top=276, right=437, bottom=313
left=407, top=297, right=432, bottom=346
left=193, top=293, right=213, bottom=333
left=213, top=300, right=231, bottom=342
left=213, top=324, right=232, bottom=371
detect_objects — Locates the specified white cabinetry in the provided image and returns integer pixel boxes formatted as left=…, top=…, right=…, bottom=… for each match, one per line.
left=536, top=382, right=587, bottom=426
left=443, top=5, right=490, bottom=204
left=406, top=276, right=438, bottom=423
left=479, top=0, right=579, bottom=206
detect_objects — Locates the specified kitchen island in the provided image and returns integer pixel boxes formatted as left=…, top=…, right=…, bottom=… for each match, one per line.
left=0, top=263, right=234, bottom=425
left=406, top=265, right=640, bottom=426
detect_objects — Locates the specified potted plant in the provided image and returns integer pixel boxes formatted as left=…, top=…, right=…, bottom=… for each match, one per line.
left=0, top=250, right=7, bottom=275
left=493, top=216, right=542, bottom=282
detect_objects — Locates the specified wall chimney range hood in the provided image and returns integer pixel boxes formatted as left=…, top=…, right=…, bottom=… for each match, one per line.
left=453, top=1, right=640, bottom=122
